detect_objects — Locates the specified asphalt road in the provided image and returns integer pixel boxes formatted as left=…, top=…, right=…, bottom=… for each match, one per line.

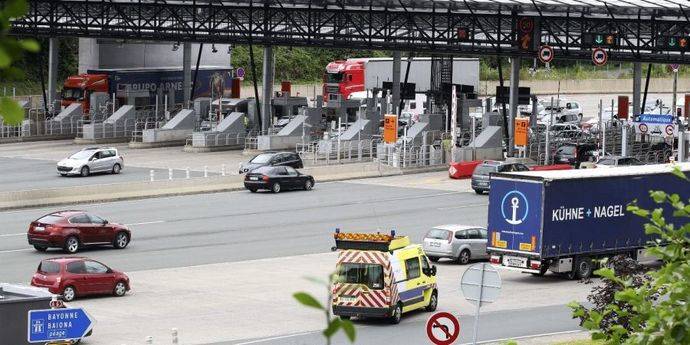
left=0, top=157, right=217, bottom=191
left=229, top=305, right=580, bottom=345
left=0, top=181, right=488, bottom=283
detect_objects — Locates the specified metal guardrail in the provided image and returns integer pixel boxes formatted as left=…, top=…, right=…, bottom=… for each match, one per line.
left=376, top=143, right=447, bottom=168
left=298, top=138, right=378, bottom=165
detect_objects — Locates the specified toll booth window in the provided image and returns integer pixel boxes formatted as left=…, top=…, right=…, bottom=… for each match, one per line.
left=337, top=263, right=384, bottom=290
left=405, top=258, right=420, bottom=280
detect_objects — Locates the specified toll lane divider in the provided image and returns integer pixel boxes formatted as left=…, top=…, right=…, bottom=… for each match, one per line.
left=0, top=163, right=446, bottom=211
left=449, top=160, right=483, bottom=179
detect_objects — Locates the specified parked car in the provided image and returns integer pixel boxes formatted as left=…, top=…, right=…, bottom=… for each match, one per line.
left=595, top=156, right=646, bottom=168
left=27, top=210, right=131, bottom=253
left=244, top=166, right=314, bottom=193
left=553, top=143, right=599, bottom=168
left=239, top=152, right=303, bottom=174
left=31, top=257, right=130, bottom=301
left=57, top=147, right=123, bottom=177
left=471, top=161, right=530, bottom=194
left=422, top=225, right=489, bottom=264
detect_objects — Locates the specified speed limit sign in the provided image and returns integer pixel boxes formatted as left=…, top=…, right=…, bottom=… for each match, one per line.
left=538, top=45, right=554, bottom=64
left=592, top=48, right=608, bottom=66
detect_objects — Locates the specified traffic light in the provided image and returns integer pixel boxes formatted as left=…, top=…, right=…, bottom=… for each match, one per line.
left=457, top=27, right=470, bottom=41
left=657, top=36, right=690, bottom=51
left=582, top=33, right=619, bottom=48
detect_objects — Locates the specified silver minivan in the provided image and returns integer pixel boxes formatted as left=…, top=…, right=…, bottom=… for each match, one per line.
left=422, top=225, right=489, bottom=264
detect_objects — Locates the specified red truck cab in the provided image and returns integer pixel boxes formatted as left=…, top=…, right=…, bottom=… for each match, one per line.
left=61, top=74, right=109, bottom=113
left=323, top=59, right=365, bottom=102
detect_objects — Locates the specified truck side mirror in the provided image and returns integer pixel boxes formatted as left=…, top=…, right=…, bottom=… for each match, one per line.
left=431, top=265, right=437, bottom=276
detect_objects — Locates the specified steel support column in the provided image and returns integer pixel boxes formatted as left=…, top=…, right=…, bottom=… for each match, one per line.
left=392, top=51, right=401, bottom=115
left=183, top=42, right=192, bottom=107
left=262, top=45, right=274, bottom=132
left=508, top=57, right=521, bottom=157
left=632, top=62, right=642, bottom=116
left=47, top=37, right=59, bottom=110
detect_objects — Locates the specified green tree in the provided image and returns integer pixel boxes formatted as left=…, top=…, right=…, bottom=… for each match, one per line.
left=0, top=0, right=39, bottom=125
left=570, top=167, right=690, bottom=344
left=293, top=273, right=356, bottom=345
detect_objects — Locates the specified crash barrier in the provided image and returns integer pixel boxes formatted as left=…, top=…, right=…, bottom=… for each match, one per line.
left=186, top=132, right=246, bottom=148
left=297, top=138, right=378, bottom=165
left=448, top=160, right=482, bottom=179
left=377, top=142, right=448, bottom=168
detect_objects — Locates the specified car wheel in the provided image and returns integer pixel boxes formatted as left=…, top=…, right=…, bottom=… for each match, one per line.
left=33, top=245, right=48, bottom=252
left=80, top=166, right=90, bottom=177
left=458, top=250, right=471, bottom=265
left=474, top=189, right=483, bottom=195
left=575, top=257, right=593, bottom=279
left=113, top=232, right=129, bottom=249
left=248, top=188, right=257, bottom=193
left=272, top=182, right=281, bottom=193
left=304, top=179, right=313, bottom=191
left=390, top=303, right=403, bottom=324
left=64, top=236, right=80, bottom=254
left=112, top=163, right=121, bottom=174
left=429, top=257, right=439, bottom=262
left=113, top=281, right=127, bottom=297
left=425, top=290, right=438, bottom=312
left=62, top=285, right=77, bottom=302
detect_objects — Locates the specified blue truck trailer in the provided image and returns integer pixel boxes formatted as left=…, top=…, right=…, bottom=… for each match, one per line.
left=486, top=163, right=690, bottom=279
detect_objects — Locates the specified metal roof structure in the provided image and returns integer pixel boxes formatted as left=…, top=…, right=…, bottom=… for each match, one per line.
left=10, top=0, right=690, bottom=63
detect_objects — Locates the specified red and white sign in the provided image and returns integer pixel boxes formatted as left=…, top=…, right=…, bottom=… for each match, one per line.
left=50, top=299, right=65, bottom=309
left=518, top=18, right=534, bottom=33
left=638, top=123, right=648, bottom=133
left=665, top=124, right=675, bottom=136
left=426, top=312, right=460, bottom=345
left=592, top=48, right=608, bottom=66
left=538, top=45, right=554, bottom=64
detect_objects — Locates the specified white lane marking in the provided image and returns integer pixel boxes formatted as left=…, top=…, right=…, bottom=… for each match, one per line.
left=124, top=220, right=165, bottom=226
left=437, top=203, right=488, bottom=210
left=0, top=248, right=33, bottom=254
left=0, top=233, right=26, bottom=238
left=459, top=329, right=584, bottom=345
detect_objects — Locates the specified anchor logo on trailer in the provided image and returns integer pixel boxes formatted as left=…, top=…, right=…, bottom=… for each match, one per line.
left=501, top=191, right=529, bottom=225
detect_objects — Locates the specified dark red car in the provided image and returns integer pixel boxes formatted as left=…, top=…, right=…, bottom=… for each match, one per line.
left=27, top=210, right=131, bottom=253
left=31, top=257, right=130, bottom=302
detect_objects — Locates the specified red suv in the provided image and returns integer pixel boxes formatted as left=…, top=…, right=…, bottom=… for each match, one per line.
left=31, top=257, right=130, bottom=301
left=27, top=211, right=131, bottom=253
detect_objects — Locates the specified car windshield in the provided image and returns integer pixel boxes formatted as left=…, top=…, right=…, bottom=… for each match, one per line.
left=69, top=151, right=94, bottom=160
left=38, top=261, right=60, bottom=274
left=250, top=154, right=274, bottom=164
left=473, top=165, right=497, bottom=176
left=598, top=158, right=615, bottom=165
left=336, top=263, right=384, bottom=290
left=556, top=146, right=576, bottom=155
left=426, top=229, right=450, bottom=240
left=324, top=73, right=343, bottom=83
left=62, top=88, right=84, bottom=100
left=36, top=215, right=63, bottom=224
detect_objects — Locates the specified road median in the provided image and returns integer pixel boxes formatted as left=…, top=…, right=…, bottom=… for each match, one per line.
left=0, top=162, right=446, bottom=210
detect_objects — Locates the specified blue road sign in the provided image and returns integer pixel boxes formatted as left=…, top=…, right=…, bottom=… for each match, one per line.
left=236, top=67, right=245, bottom=78
left=28, top=308, right=95, bottom=343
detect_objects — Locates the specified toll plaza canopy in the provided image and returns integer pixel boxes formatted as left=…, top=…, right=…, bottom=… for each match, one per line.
left=11, top=0, right=690, bottom=63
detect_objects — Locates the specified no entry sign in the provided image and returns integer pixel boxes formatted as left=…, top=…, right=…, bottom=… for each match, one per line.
left=538, top=45, right=554, bottom=64
left=592, top=48, right=608, bottom=66
left=426, top=312, right=460, bottom=345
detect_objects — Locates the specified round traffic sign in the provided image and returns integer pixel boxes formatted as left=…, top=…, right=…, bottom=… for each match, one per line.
left=639, top=123, right=648, bottom=133
left=461, top=263, right=502, bottom=306
left=426, top=312, right=460, bottom=345
left=519, top=18, right=534, bottom=33
left=538, top=45, right=554, bottom=64
left=49, top=299, right=65, bottom=309
left=665, top=124, right=674, bottom=136
left=669, top=64, right=680, bottom=72
left=592, top=48, right=608, bottom=66
left=236, top=67, right=245, bottom=78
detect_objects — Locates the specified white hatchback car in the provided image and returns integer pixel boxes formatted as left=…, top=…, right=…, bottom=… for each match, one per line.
left=422, top=225, right=489, bottom=264
left=57, top=147, right=124, bottom=177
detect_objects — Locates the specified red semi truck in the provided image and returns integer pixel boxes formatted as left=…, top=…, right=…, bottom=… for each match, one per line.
left=323, top=59, right=366, bottom=102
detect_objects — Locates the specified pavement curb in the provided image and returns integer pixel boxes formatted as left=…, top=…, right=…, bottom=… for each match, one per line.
left=0, top=164, right=447, bottom=210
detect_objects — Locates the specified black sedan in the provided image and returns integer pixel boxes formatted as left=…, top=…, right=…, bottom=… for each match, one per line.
left=244, top=166, right=314, bottom=193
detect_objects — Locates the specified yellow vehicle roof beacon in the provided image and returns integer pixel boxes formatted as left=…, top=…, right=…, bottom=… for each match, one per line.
left=331, top=228, right=438, bottom=324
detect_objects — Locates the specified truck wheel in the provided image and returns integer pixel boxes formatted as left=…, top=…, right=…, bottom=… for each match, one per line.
left=575, top=257, right=594, bottom=279
left=390, top=303, right=403, bottom=324
left=474, top=189, right=483, bottom=195
left=457, top=250, right=471, bottom=265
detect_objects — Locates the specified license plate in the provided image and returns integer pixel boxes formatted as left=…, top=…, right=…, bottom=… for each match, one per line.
left=249, top=177, right=258, bottom=181
left=503, top=255, right=527, bottom=268
left=479, top=182, right=488, bottom=186
left=339, top=296, right=356, bottom=303
left=429, top=241, right=441, bottom=247
left=34, top=226, right=45, bottom=232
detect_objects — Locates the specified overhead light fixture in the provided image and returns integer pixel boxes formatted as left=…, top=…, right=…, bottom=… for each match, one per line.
left=211, top=44, right=218, bottom=53
left=172, top=41, right=180, bottom=51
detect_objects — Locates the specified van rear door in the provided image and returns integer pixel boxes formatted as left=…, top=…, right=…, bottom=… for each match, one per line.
left=487, top=176, right=543, bottom=259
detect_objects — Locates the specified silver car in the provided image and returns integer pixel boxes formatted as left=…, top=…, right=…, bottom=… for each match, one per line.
left=57, top=147, right=124, bottom=177
left=422, top=225, right=489, bottom=264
